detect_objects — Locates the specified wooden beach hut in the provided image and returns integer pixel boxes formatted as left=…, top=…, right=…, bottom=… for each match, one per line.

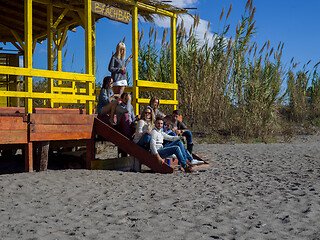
left=0, top=0, right=198, bottom=173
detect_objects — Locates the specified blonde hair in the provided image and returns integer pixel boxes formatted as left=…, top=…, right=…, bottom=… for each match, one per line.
left=115, top=42, right=126, bottom=60
left=141, top=106, right=155, bottom=128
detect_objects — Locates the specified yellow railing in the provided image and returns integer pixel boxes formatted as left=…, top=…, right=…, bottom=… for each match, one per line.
left=0, top=65, right=96, bottom=111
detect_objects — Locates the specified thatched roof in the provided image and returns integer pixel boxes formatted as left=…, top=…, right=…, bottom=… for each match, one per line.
left=0, top=0, right=187, bottom=43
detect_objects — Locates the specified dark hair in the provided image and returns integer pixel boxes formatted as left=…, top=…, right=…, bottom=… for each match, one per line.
left=172, top=110, right=180, bottom=115
left=121, top=92, right=129, bottom=99
left=155, top=116, right=164, bottom=122
left=102, top=76, right=113, bottom=89
left=164, top=115, right=171, bottom=120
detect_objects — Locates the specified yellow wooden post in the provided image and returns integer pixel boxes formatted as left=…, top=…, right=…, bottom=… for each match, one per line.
left=132, top=4, right=139, bottom=115
left=24, top=0, right=33, bottom=113
left=91, top=15, right=96, bottom=111
left=85, top=0, right=93, bottom=114
left=171, top=13, right=177, bottom=113
left=47, top=1, right=54, bottom=108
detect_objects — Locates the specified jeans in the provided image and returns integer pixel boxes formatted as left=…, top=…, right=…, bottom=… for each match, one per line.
left=136, top=133, right=151, bottom=148
left=182, top=130, right=192, bottom=145
left=157, top=140, right=189, bottom=168
left=163, top=131, right=176, bottom=147
left=118, top=113, right=133, bottom=139
left=165, top=140, right=193, bottom=161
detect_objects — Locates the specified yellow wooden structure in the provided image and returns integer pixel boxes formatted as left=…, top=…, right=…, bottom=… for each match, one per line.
left=0, top=0, right=187, bottom=114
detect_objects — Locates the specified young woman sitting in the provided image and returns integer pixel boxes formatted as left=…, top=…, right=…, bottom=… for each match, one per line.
left=96, top=76, right=119, bottom=124
left=133, top=106, right=155, bottom=149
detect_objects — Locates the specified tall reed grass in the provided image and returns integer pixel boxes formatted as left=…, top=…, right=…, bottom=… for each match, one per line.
left=137, top=0, right=320, bottom=139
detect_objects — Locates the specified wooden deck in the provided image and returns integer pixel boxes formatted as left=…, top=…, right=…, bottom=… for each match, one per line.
left=0, top=107, right=94, bottom=172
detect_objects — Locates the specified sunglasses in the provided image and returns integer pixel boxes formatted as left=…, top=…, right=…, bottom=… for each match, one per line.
left=145, top=111, right=151, bottom=114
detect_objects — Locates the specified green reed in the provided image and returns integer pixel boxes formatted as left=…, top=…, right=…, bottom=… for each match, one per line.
left=137, top=0, right=320, bottom=139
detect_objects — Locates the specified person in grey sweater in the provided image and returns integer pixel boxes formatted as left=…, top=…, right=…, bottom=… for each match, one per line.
left=108, top=42, right=132, bottom=96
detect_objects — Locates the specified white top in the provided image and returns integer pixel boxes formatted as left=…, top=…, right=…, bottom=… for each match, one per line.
left=150, top=127, right=180, bottom=155
left=133, top=119, right=154, bottom=143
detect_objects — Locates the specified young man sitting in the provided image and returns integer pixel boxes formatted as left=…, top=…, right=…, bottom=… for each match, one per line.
left=150, top=117, right=195, bottom=173
left=164, top=114, right=203, bottom=165
left=171, top=110, right=194, bottom=154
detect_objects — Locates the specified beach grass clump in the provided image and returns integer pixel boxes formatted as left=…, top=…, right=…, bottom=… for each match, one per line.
left=137, top=0, right=319, bottom=140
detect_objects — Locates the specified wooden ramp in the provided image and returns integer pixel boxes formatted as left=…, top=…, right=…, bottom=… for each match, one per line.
left=93, top=117, right=174, bottom=174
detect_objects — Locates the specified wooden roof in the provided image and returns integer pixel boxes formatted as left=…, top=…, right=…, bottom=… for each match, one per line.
left=0, top=0, right=187, bottom=43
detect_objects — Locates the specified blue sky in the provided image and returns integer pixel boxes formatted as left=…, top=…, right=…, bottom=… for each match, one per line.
left=2, top=0, right=320, bottom=85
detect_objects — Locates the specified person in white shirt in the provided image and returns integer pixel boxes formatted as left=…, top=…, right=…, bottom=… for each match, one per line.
left=150, top=117, right=195, bottom=173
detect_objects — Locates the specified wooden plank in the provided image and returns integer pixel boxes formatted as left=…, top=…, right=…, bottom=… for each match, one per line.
left=30, top=132, right=92, bottom=141
left=0, top=107, right=25, bottom=114
left=86, top=134, right=94, bottom=169
left=0, top=120, right=27, bottom=130
left=25, top=142, right=33, bottom=172
left=33, top=108, right=85, bottom=114
left=94, top=117, right=174, bottom=174
left=0, top=116, right=26, bottom=123
left=29, top=114, right=94, bottom=125
left=30, top=124, right=93, bottom=133
left=38, top=141, right=50, bottom=171
left=0, top=130, right=28, bottom=144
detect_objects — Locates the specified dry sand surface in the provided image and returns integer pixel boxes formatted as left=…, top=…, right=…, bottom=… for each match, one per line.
left=1, top=136, right=320, bottom=239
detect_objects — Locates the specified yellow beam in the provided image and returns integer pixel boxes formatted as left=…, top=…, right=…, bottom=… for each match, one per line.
left=85, top=0, right=93, bottom=114
left=137, top=2, right=174, bottom=17
left=34, top=20, right=77, bottom=41
left=58, top=27, right=68, bottom=50
left=0, top=90, right=95, bottom=101
left=47, top=1, right=54, bottom=108
left=137, top=98, right=178, bottom=105
left=132, top=4, right=139, bottom=114
left=0, top=66, right=95, bottom=82
left=110, top=0, right=175, bottom=16
left=24, top=0, right=33, bottom=113
left=52, top=8, right=70, bottom=29
left=171, top=14, right=177, bottom=112
left=92, top=15, right=96, bottom=112
left=56, top=29, right=62, bottom=71
left=137, top=80, right=178, bottom=90
left=53, top=86, right=87, bottom=94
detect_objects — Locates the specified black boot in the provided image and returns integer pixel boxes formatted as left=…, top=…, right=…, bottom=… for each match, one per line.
left=187, top=143, right=194, bottom=155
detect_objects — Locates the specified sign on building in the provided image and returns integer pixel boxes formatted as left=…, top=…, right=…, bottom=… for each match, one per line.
left=92, top=1, right=131, bottom=24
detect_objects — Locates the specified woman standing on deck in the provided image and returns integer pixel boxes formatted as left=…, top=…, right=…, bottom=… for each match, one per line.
left=108, top=42, right=132, bottom=96
left=133, top=106, right=155, bottom=149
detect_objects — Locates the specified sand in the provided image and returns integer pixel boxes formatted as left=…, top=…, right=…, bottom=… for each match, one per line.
left=1, top=136, right=320, bottom=239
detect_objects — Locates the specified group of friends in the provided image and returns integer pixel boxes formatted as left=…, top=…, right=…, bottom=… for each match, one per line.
left=97, top=42, right=203, bottom=173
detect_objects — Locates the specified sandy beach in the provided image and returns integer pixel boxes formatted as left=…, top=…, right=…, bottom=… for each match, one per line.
left=1, top=136, right=320, bottom=239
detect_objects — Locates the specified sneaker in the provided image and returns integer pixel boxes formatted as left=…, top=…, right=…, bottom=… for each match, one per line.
left=191, top=159, right=204, bottom=165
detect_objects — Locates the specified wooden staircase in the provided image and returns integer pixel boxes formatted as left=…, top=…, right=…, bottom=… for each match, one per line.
left=93, top=117, right=174, bottom=174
